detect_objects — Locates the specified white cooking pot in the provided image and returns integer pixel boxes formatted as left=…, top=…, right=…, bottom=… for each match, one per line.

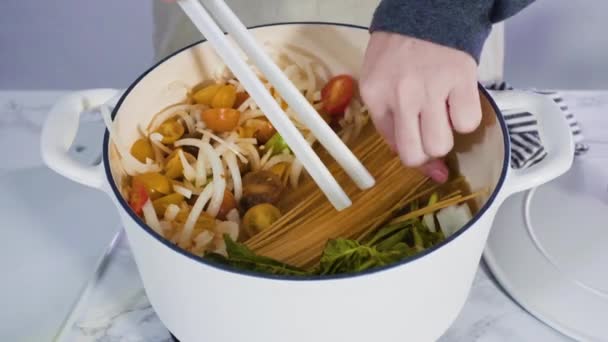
left=41, top=23, right=574, bottom=342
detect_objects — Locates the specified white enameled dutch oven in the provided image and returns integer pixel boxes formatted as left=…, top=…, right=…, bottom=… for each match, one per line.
left=41, top=23, right=574, bottom=342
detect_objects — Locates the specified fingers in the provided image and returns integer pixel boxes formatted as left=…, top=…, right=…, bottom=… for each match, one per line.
left=360, top=79, right=396, bottom=151
left=419, top=159, right=449, bottom=183
left=448, top=80, right=482, bottom=134
left=420, top=99, right=453, bottom=158
left=394, top=93, right=426, bottom=166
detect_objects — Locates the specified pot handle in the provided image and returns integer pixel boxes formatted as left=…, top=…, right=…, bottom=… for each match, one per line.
left=490, top=90, right=574, bottom=197
left=41, top=89, right=123, bottom=190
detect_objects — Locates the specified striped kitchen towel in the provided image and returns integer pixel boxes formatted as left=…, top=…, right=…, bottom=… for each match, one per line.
left=485, top=82, right=585, bottom=169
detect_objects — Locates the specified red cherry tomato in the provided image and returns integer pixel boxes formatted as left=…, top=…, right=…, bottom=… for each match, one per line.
left=321, top=75, right=355, bottom=115
left=129, top=180, right=149, bottom=216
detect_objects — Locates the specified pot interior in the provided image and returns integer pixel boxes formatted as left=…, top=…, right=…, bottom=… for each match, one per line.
left=107, top=23, right=507, bottom=265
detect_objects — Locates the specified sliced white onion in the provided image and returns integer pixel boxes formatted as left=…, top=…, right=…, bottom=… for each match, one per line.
left=240, top=143, right=261, bottom=171
left=149, top=133, right=174, bottom=154
left=164, top=204, right=181, bottom=221
left=238, top=109, right=265, bottom=125
left=147, top=104, right=207, bottom=132
left=259, top=146, right=274, bottom=167
left=194, top=230, right=215, bottom=249
left=289, top=159, right=304, bottom=189
left=194, top=130, right=247, bottom=162
left=182, top=179, right=203, bottom=195
left=283, top=64, right=301, bottom=80
left=224, top=151, right=242, bottom=201
left=195, top=145, right=207, bottom=188
left=176, top=110, right=196, bottom=134
left=423, top=213, right=437, bottom=233
left=226, top=208, right=240, bottom=225
left=177, top=149, right=197, bottom=182
left=262, top=154, right=294, bottom=171
left=202, top=143, right=226, bottom=217
left=312, top=62, right=329, bottom=84
left=436, top=204, right=473, bottom=237
left=214, top=221, right=239, bottom=242
left=303, top=62, right=316, bottom=102
left=159, top=220, right=173, bottom=233
left=142, top=199, right=162, bottom=234
left=150, top=139, right=164, bottom=164
left=312, top=90, right=321, bottom=102
left=237, top=97, right=256, bottom=112
left=213, top=237, right=228, bottom=257
left=213, top=64, right=234, bottom=82
left=173, top=184, right=193, bottom=199
left=180, top=183, right=214, bottom=248
left=195, top=121, right=206, bottom=130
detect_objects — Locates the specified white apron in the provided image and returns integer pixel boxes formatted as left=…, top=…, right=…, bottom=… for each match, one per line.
left=152, top=0, right=504, bottom=83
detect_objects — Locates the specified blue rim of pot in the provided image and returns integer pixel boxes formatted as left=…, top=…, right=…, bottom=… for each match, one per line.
left=103, top=21, right=510, bottom=281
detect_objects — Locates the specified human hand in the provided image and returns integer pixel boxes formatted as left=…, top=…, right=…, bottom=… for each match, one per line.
left=360, top=32, right=482, bottom=183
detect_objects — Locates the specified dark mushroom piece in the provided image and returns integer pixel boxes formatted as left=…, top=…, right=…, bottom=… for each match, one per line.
left=240, top=170, right=284, bottom=211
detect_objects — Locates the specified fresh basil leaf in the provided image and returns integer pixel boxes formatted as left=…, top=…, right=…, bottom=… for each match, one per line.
left=205, top=235, right=309, bottom=276
left=318, top=238, right=365, bottom=274
left=375, top=242, right=413, bottom=265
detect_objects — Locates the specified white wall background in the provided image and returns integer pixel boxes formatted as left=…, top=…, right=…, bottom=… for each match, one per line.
left=0, top=0, right=155, bottom=90
left=1, top=0, right=607, bottom=90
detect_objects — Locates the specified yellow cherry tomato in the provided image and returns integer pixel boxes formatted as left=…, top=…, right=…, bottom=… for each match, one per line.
left=192, top=84, right=222, bottom=105
left=132, top=172, right=172, bottom=199
left=155, top=119, right=185, bottom=144
left=211, top=84, right=237, bottom=109
left=152, top=193, right=184, bottom=216
left=201, top=108, right=240, bottom=133
left=164, top=149, right=196, bottom=180
left=130, top=138, right=154, bottom=163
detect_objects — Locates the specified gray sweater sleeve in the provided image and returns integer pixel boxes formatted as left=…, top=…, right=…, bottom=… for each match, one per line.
left=369, top=0, right=535, bottom=62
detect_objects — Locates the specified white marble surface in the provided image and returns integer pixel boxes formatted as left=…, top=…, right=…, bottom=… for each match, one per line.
left=4, top=90, right=606, bottom=341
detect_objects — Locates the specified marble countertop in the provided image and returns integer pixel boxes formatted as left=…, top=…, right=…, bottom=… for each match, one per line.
left=4, top=90, right=606, bottom=342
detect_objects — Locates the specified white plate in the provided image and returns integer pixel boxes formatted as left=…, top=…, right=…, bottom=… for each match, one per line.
left=484, top=145, right=608, bottom=341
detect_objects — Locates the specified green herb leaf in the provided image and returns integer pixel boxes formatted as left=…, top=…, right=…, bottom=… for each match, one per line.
left=364, top=219, right=415, bottom=247
left=205, top=235, right=309, bottom=276
left=317, top=238, right=414, bottom=275
left=264, top=133, right=290, bottom=156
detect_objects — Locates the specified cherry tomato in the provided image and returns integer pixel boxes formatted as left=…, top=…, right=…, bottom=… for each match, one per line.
left=156, top=119, right=185, bottom=144
left=152, top=193, right=184, bottom=216
left=201, top=108, right=241, bottom=133
left=321, top=74, right=355, bottom=115
left=132, top=172, right=172, bottom=199
left=192, top=84, right=222, bottom=105
left=130, top=138, right=154, bottom=163
left=129, top=180, right=149, bottom=216
left=211, top=84, right=237, bottom=109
